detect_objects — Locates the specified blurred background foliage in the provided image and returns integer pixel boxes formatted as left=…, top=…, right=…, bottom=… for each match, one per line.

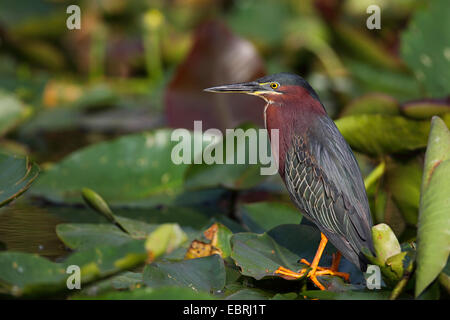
left=0, top=0, right=449, bottom=299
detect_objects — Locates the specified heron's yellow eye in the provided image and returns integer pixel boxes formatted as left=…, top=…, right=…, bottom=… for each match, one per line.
left=270, top=82, right=279, bottom=89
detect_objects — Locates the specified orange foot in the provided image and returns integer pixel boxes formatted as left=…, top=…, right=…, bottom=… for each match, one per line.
left=274, top=234, right=350, bottom=290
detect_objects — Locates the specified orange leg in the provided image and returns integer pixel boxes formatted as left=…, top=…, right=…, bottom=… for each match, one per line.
left=274, top=233, right=350, bottom=290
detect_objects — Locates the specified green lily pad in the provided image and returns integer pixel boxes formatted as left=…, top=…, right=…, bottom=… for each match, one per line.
left=415, top=117, right=450, bottom=296
left=56, top=224, right=134, bottom=250
left=230, top=231, right=303, bottom=281
left=184, top=124, right=271, bottom=191
left=302, top=289, right=391, bottom=300
left=0, top=240, right=147, bottom=297
left=401, top=99, right=450, bottom=119
left=231, top=224, right=364, bottom=285
left=341, top=93, right=399, bottom=117
left=73, top=286, right=214, bottom=300
left=0, top=90, right=31, bottom=137
left=335, top=114, right=442, bottom=155
left=401, top=0, right=450, bottom=98
left=0, top=153, right=40, bottom=207
left=143, top=255, right=226, bottom=293
left=32, top=129, right=201, bottom=205
left=75, top=271, right=143, bottom=297
left=239, top=202, right=302, bottom=233
left=225, top=288, right=273, bottom=300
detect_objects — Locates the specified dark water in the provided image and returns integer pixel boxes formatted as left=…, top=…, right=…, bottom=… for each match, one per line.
left=0, top=203, right=69, bottom=259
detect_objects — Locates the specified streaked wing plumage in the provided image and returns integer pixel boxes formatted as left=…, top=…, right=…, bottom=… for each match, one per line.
left=284, top=116, right=374, bottom=270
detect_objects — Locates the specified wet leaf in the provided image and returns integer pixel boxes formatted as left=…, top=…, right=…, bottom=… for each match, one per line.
left=0, top=240, right=147, bottom=297
left=56, top=224, right=134, bottom=250
left=32, top=130, right=200, bottom=205
left=0, top=153, right=40, bottom=207
left=73, top=286, right=214, bottom=300
left=240, top=202, right=302, bottom=233
left=184, top=124, right=271, bottom=190
left=226, top=288, right=272, bottom=300
left=415, top=117, right=450, bottom=296
left=165, top=20, right=266, bottom=132
left=143, top=255, right=226, bottom=293
left=302, top=289, right=390, bottom=300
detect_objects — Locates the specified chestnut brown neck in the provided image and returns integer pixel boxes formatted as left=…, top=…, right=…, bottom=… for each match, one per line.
left=264, top=85, right=327, bottom=177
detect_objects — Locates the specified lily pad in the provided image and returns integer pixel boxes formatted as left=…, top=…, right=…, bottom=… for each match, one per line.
left=340, top=93, right=399, bottom=117
left=73, top=286, right=214, bottom=300
left=302, top=289, right=390, bottom=300
left=143, top=255, right=226, bottom=293
left=0, top=90, right=31, bottom=137
left=184, top=124, right=271, bottom=191
left=32, top=129, right=201, bottom=205
left=0, top=153, right=40, bottom=207
left=0, top=240, right=147, bottom=297
left=336, top=114, right=440, bottom=155
left=415, top=117, right=450, bottom=296
left=239, top=202, right=302, bottom=233
left=401, top=99, right=450, bottom=119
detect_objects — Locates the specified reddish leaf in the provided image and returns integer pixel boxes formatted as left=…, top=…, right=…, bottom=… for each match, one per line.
left=165, top=20, right=266, bottom=131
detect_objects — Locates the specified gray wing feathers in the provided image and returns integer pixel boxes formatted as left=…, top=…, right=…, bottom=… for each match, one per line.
left=284, top=116, right=374, bottom=270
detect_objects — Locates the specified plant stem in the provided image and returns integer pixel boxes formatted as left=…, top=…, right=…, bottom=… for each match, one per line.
left=389, top=261, right=415, bottom=300
left=364, top=160, right=386, bottom=190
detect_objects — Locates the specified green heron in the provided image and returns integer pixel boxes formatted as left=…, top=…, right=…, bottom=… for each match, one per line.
left=205, top=73, right=375, bottom=290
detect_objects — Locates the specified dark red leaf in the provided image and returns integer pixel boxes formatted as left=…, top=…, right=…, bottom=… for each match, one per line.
left=165, top=20, right=266, bottom=131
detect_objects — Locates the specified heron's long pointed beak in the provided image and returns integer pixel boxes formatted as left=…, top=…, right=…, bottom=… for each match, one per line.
left=204, top=81, right=261, bottom=94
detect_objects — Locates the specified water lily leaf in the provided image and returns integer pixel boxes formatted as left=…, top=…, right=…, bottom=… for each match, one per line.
left=230, top=231, right=303, bottom=281
left=0, top=153, right=40, bottom=207
left=0, top=90, right=32, bottom=137
left=335, top=114, right=445, bottom=155
left=165, top=20, right=266, bottom=132
left=76, top=271, right=143, bottom=297
left=401, top=99, right=450, bottom=119
left=240, top=202, right=302, bottom=233
left=401, top=0, right=450, bottom=98
left=340, top=93, right=399, bottom=117
left=231, top=224, right=364, bottom=285
left=73, top=286, right=214, bottom=300
left=32, top=129, right=200, bottom=205
left=226, top=288, right=273, bottom=300
left=143, top=255, right=226, bottom=293
left=0, top=240, right=147, bottom=297
left=415, top=117, right=450, bottom=297
left=56, top=224, right=134, bottom=250
left=184, top=124, right=271, bottom=190
left=302, top=289, right=390, bottom=300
